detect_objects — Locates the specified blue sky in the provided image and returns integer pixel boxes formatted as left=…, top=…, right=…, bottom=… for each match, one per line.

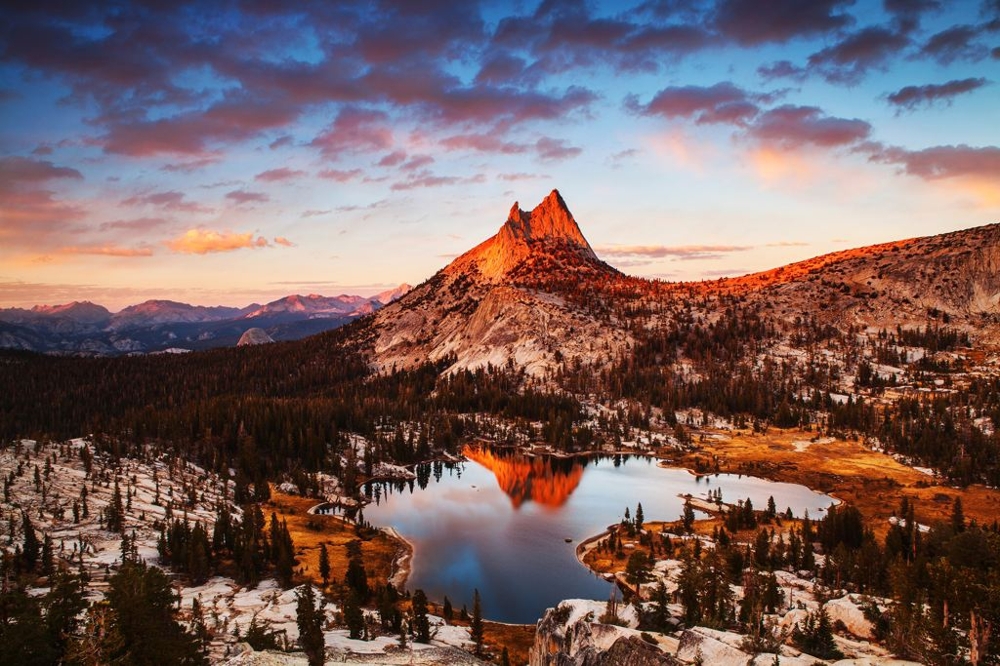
left=1, top=0, right=998, bottom=310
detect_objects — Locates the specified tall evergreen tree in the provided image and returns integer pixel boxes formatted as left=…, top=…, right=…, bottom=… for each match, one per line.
left=21, top=512, right=40, bottom=572
left=411, top=589, right=431, bottom=643
left=295, top=582, right=324, bottom=666
left=104, top=560, right=206, bottom=665
left=471, top=588, right=484, bottom=656
left=318, top=543, right=331, bottom=587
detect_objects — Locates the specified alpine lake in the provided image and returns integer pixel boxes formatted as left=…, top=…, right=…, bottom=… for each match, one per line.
left=363, top=445, right=837, bottom=624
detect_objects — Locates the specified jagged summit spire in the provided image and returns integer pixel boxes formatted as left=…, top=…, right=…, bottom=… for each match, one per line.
left=445, top=189, right=602, bottom=281
left=499, top=189, right=594, bottom=251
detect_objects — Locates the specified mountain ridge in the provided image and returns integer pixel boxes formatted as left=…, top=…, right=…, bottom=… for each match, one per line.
left=0, top=285, right=411, bottom=355
left=362, top=192, right=1000, bottom=376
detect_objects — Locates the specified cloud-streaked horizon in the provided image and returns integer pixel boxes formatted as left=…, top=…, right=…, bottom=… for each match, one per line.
left=0, top=0, right=997, bottom=309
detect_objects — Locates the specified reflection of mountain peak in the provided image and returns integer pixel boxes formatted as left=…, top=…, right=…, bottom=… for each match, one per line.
left=463, top=444, right=583, bottom=509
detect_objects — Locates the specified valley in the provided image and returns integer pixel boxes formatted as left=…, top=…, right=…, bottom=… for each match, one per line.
left=3, top=191, right=1000, bottom=665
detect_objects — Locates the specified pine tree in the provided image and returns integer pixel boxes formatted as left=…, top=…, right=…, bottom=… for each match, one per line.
left=650, top=581, right=671, bottom=631
left=625, top=550, right=652, bottom=597
left=345, top=540, right=369, bottom=600
left=104, top=560, right=205, bottom=665
left=471, top=588, right=484, bottom=655
left=443, top=596, right=453, bottom=621
left=318, top=543, right=331, bottom=587
left=682, top=501, right=695, bottom=533
left=21, top=512, right=40, bottom=572
left=343, top=589, right=365, bottom=640
left=106, top=479, right=125, bottom=534
left=411, top=589, right=431, bottom=643
left=635, top=502, right=644, bottom=530
left=296, top=582, right=325, bottom=666
left=41, top=533, right=54, bottom=576
left=951, top=497, right=965, bottom=533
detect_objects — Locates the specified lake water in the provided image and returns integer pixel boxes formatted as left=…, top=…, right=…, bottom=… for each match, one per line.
left=363, top=446, right=836, bottom=624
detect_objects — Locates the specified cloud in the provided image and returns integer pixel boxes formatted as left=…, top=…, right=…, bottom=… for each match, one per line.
left=310, top=107, right=394, bottom=158
left=712, top=0, right=854, bottom=45
left=300, top=209, right=332, bottom=218
left=884, top=0, right=942, bottom=32
left=864, top=142, right=1000, bottom=204
left=920, top=24, right=990, bottom=64
left=273, top=236, right=294, bottom=247
left=377, top=150, right=408, bottom=167
left=628, top=82, right=765, bottom=126
left=390, top=171, right=485, bottom=191
left=765, top=241, right=810, bottom=247
left=866, top=143, right=1000, bottom=180
left=0, top=156, right=83, bottom=185
left=475, top=53, right=529, bottom=85
left=440, top=133, right=529, bottom=154
left=748, top=105, right=871, bottom=149
left=56, top=244, right=154, bottom=257
left=225, top=190, right=270, bottom=204
left=102, top=92, right=301, bottom=156
left=0, top=157, right=87, bottom=242
left=165, top=229, right=271, bottom=254
left=317, top=168, right=364, bottom=182
left=886, top=78, right=989, bottom=110
left=122, top=190, right=210, bottom=212
left=98, top=217, right=171, bottom=233
left=807, top=26, right=909, bottom=83
left=254, top=167, right=306, bottom=182
left=402, top=154, right=434, bottom=171
left=757, top=60, right=807, bottom=82
left=160, top=158, right=220, bottom=173
left=535, top=137, right=582, bottom=161
left=596, top=244, right=753, bottom=260
left=498, top=172, right=546, bottom=182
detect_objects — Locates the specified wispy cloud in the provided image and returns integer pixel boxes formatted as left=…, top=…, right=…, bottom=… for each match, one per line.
left=596, top=244, right=753, bottom=260
left=225, top=190, right=269, bottom=205
left=122, top=190, right=211, bottom=212
left=165, top=229, right=271, bottom=254
left=254, top=167, right=306, bottom=182
left=56, top=244, right=154, bottom=257
left=886, top=78, right=989, bottom=111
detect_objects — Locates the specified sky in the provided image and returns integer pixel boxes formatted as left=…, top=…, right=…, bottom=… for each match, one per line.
left=1, top=0, right=998, bottom=311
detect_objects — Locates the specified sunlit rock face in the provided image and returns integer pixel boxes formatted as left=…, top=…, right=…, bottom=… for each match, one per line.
left=236, top=327, right=274, bottom=346
left=362, top=188, right=1000, bottom=378
left=365, top=190, right=627, bottom=376
left=463, top=445, right=584, bottom=509
left=446, top=189, right=601, bottom=282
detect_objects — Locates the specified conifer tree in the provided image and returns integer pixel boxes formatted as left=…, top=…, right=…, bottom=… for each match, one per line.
left=318, top=543, right=331, bottom=587
left=411, top=589, right=431, bottom=643
left=343, top=589, right=365, bottom=640
left=104, top=560, right=205, bottom=665
left=471, top=588, right=484, bottom=655
left=295, top=582, right=325, bottom=666
left=443, top=596, right=453, bottom=621
left=21, top=512, right=40, bottom=572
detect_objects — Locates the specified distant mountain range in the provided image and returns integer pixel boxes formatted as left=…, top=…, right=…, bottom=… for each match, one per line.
left=0, top=285, right=410, bottom=356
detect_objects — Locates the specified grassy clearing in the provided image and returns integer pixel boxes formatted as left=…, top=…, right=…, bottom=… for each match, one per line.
left=484, top=621, right=536, bottom=665
left=666, top=427, right=1000, bottom=539
left=265, top=489, right=401, bottom=591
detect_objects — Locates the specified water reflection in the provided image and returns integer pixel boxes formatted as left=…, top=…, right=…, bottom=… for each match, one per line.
left=363, top=449, right=837, bottom=623
left=462, top=445, right=584, bottom=509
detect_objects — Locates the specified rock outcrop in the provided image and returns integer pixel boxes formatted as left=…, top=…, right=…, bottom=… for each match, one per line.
left=237, top=327, right=274, bottom=346
left=366, top=190, right=628, bottom=375
left=530, top=602, right=678, bottom=666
